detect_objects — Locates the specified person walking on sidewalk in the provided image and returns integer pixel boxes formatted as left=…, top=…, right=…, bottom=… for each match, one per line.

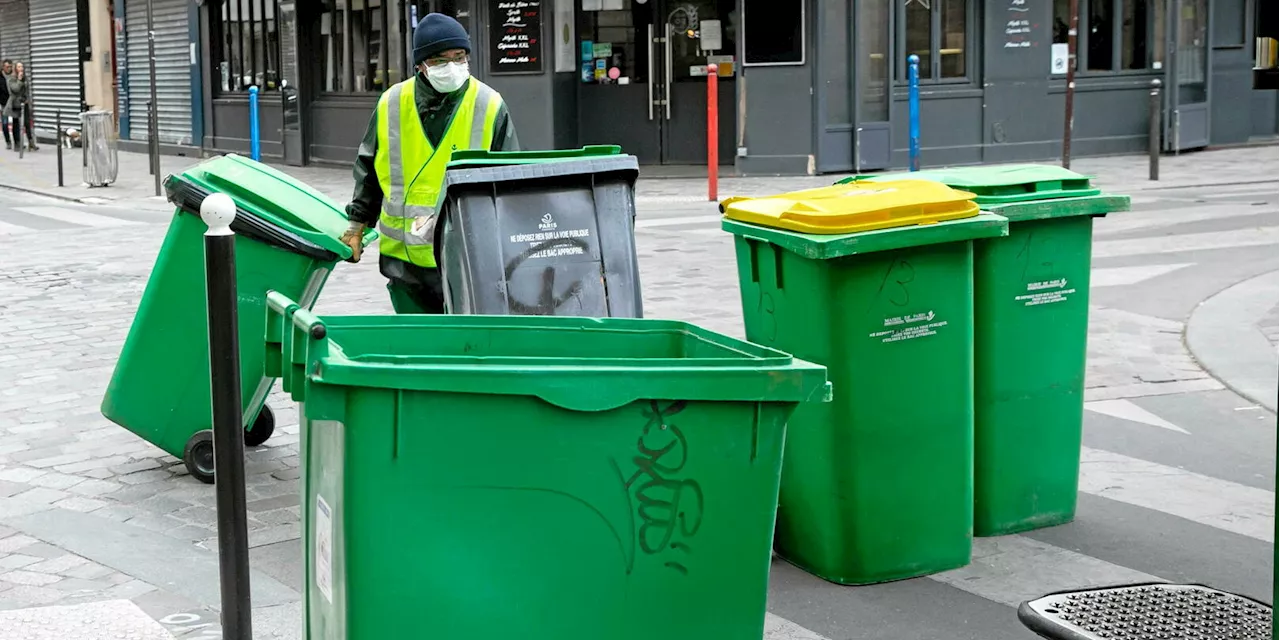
left=5, top=62, right=37, bottom=152
left=1, top=60, right=12, bottom=151
left=338, top=13, right=519, bottom=314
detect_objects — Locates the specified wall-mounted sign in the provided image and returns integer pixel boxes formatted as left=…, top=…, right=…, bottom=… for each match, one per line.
left=554, top=0, right=575, bottom=72
left=1050, top=43, right=1068, bottom=74
left=490, top=0, right=544, bottom=74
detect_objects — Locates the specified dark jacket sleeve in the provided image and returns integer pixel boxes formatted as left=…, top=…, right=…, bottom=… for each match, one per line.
left=344, top=108, right=383, bottom=226
left=491, top=101, right=520, bottom=152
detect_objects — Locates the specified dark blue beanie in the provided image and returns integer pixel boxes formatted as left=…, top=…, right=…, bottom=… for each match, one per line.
left=413, top=14, right=471, bottom=66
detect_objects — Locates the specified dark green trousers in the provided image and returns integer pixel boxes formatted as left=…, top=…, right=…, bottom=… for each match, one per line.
left=386, top=275, right=445, bottom=314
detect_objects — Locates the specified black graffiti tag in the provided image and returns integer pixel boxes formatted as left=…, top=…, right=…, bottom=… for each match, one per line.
left=503, top=236, right=591, bottom=315
left=619, top=400, right=704, bottom=575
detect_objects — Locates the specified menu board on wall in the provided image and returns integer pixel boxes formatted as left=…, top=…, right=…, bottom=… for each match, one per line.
left=490, top=0, right=544, bottom=74
left=1003, top=0, right=1034, bottom=49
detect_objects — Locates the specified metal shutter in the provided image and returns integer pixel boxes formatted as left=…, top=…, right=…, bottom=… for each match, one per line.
left=0, top=0, right=31, bottom=65
left=125, top=0, right=191, bottom=145
left=28, top=0, right=83, bottom=139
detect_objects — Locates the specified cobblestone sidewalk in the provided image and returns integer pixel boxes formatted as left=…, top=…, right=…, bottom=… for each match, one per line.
left=0, top=142, right=1275, bottom=212
left=0, top=145, right=1274, bottom=637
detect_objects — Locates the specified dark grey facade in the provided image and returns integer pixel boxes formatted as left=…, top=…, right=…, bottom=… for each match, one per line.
left=195, top=0, right=1277, bottom=174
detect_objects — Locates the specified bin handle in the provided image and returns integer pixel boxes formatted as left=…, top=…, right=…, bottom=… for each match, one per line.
left=291, top=307, right=327, bottom=340
left=266, top=290, right=326, bottom=339
left=203, top=172, right=375, bottom=255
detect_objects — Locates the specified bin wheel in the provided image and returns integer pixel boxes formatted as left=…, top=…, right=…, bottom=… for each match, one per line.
left=184, top=430, right=216, bottom=485
left=245, top=406, right=275, bottom=447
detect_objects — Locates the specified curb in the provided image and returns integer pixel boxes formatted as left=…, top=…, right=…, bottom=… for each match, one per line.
left=0, top=181, right=174, bottom=212
left=0, top=181, right=92, bottom=205
left=1185, top=270, right=1279, bottom=412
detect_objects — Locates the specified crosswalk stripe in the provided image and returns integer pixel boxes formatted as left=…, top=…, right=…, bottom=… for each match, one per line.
left=1079, top=446, right=1274, bottom=542
left=764, top=613, right=832, bottom=640
left=14, top=206, right=141, bottom=228
left=635, top=213, right=723, bottom=229
left=1092, top=226, right=1278, bottom=258
left=0, top=219, right=30, bottom=235
left=1085, top=399, right=1190, bottom=434
left=1095, top=205, right=1269, bottom=235
left=1091, top=263, right=1195, bottom=287
left=931, top=535, right=1162, bottom=608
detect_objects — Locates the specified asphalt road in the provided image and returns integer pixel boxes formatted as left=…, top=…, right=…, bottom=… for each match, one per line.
left=0, top=174, right=1274, bottom=639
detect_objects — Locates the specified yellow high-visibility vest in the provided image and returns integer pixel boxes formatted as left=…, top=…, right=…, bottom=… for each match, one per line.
left=374, top=77, right=502, bottom=268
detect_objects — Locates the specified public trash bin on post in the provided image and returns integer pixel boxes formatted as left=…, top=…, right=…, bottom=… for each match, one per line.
left=263, top=292, right=830, bottom=639
left=80, top=110, right=118, bottom=187
left=436, top=145, right=643, bottom=317
left=100, top=154, right=376, bottom=484
left=851, top=165, right=1130, bottom=536
left=721, top=181, right=1009, bottom=585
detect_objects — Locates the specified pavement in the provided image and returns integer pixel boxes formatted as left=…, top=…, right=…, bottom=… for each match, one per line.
left=0, top=144, right=1274, bottom=639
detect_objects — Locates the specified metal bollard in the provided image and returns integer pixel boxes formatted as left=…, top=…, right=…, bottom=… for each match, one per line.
left=150, top=100, right=161, bottom=197
left=147, top=100, right=156, bottom=177
left=1148, top=79, right=1161, bottom=181
left=706, top=64, right=718, bottom=202
left=56, top=110, right=64, bottom=187
left=907, top=55, right=921, bottom=172
left=249, top=86, right=261, bottom=162
left=200, top=193, right=254, bottom=640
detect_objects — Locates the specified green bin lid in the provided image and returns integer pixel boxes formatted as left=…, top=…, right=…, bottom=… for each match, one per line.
left=265, top=292, right=831, bottom=413
left=722, top=211, right=1009, bottom=260
left=167, top=154, right=365, bottom=261
left=840, top=164, right=1102, bottom=205
left=448, top=145, right=623, bottom=169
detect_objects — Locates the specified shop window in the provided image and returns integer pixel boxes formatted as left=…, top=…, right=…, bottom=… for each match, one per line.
left=318, top=0, right=421, bottom=94
left=742, top=0, right=804, bottom=65
left=214, top=0, right=284, bottom=94
left=898, top=0, right=968, bottom=82
left=577, top=8, right=643, bottom=82
left=1053, top=0, right=1164, bottom=72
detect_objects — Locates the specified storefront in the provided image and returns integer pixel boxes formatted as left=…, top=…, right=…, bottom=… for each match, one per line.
left=27, top=0, right=86, bottom=140
left=197, top=0, right=1277, bottom=173
left=0, top=0, right=31, bottom=70
left=119, top=0, right=196, bottom=147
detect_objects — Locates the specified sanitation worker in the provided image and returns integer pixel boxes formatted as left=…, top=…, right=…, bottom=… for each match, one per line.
left=339, top=13, right=519, bottom=313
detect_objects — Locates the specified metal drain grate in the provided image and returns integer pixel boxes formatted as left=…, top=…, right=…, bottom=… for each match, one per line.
left=1017, top=582, right=1273, bottom=640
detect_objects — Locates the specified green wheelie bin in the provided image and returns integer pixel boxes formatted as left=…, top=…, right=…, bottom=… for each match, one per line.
left=263, top=292, right=829, bottom=640
left=720, top=181, right=1009, bottom=585
left=852, top=165, right=1130, bottom=536
left=100, top=154, right=374, bottom=484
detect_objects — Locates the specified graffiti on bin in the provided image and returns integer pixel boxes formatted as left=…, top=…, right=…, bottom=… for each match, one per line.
left=503, top=237, right=591, bottom=314
left=612, top=400, right=705, bottom=576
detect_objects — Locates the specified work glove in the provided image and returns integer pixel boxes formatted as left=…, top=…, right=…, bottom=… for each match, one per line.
left=340, top=220, right=366, bottom=263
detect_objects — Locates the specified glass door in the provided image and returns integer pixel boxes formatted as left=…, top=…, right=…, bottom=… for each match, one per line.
left=280, top=1, right=305, bottom=166
left=1164, top=0, right=1209, bottom=150
left=855, top=0, right=891, bottom=171
left=657, top=0, right=737, bottom=165
left=577, top=5, right=663, bottom=163
left=576, top=0, right=735, bottom=165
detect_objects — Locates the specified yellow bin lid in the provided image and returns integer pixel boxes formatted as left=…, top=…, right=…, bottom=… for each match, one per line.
left=721, top=179, right=980, bottom=235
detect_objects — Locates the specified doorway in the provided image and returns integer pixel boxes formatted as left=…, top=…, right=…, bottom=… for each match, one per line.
left=1163, top=0, right=1209, bottom=151
left=575, top=0, right=737, bottom=165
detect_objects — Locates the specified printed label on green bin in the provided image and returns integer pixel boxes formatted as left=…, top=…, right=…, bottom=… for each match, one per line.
left=506, top=213, right=595, bottom=260
left=869, top=310, right=949, bottom=343
left=1015, top=278, right=1078, bottom=307
left=315, top=494, right=333, bottom=604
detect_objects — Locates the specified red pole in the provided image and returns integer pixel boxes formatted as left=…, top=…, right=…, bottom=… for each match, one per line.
left=707, top=63, right=719, bottom=202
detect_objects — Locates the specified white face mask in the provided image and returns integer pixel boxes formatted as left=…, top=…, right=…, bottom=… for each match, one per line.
left=425, top=61, right=469, bottom=94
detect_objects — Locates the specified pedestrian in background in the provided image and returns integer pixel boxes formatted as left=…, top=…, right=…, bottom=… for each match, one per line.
left=0, top=59, right=12, bottom=150
left=5, top=62, right=36, bottom=152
